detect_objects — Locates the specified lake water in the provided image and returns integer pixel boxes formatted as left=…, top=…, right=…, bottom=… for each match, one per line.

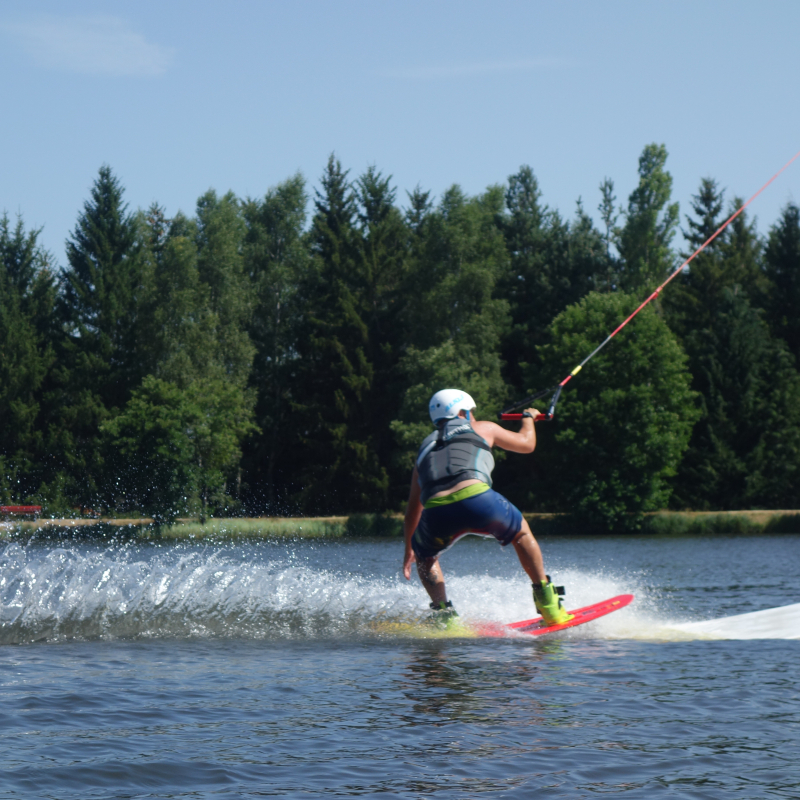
left=1, top=533, right=799, bottom=798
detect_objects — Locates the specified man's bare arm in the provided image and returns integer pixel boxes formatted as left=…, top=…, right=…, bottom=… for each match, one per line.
left=472, top=407, right=539, bottom=454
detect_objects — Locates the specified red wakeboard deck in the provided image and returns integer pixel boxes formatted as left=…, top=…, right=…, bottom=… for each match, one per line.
left=475, top=594, right=634, bottom=638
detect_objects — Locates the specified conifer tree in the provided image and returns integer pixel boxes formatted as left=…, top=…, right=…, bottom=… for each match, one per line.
left=195, top=190, right=254, bottom=386
left=597, top=177, right=619, bottom=270
left=664, top=178, right=727, bottom=338
left=61, top=166, right=144, bottom=410
left=355, top=166, right=410, bottom=499
left=616, top=144, right=678, bottom=292
left=291, top=156, right=391, bottom=513
left=497, top=166, right=609, bottom=411
left=720, top=197, right=767, bottom=303
left=765, top=203, right=800, bottom=364
left=405, top=186, right=433, bottom=237
left=241, top=174, right=309, bottom=509
left=392, top=184, right=511, bottom=477
left=672, top=289, right=800, bottom=510
left=105, top=206, right=256, bottom=520
left=497, top=166, right=549, bottom=392
left=0, top=215, right=57, bottom=502
left=55, top=166, right=144, bottom=505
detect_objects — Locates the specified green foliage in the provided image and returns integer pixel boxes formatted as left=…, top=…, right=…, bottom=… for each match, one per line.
left=664, top=178, right=727, bottom=337
left=61, top=165, right=145, bottom=409
left=5, top=150, right=800, bottom=520
left=159, top=517, right=348, bottom=540
left=290, top=156, right=396, bottom=513
left=392, top=184, right=511, bottom=472
left=641, top=512, right=792, bottom=536
left=103, top=375, right=257, bottom=523
left=345, top=513, right=404, bottom=537
left=616, top=144, right=679, bottom=292
left=0, top=215, right=57, bottom=502
left=241, top=174, right=309, bottom=509
left=673, top=289, right=800, bottom=509
left=105, top=196, right=258, bottom=521
left=532, top=292, right=699, bottom=529
left=765, top=202, right=800, bottom=363
left=53, top=166, right=145, bottom=505
left=140, top=215, right=221, bottom=387
left=498, top=166, right=610, bottom=396
left=597, top=177, right=619, bottom=266
left=195, top=190, right=255, bottom=385
left=667, top=180, right=766, bottom=337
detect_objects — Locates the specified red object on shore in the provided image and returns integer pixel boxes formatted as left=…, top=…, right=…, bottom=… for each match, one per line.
left=0, top=505, right=43, bottom=516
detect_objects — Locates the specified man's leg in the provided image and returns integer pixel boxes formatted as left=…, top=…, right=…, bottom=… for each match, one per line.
left=511, top=518, right=547, bottom=583
left=513, top=519, right=573, bottom=625
left=416, top=556, right=448, bottom=606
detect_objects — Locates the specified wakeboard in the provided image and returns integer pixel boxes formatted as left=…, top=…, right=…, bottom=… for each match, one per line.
left=476, top=593, right=634, bottom=637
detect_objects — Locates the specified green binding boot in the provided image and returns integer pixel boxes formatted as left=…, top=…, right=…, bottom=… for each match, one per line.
left=428, top=600, right=459, bottom=628
left=429, top=600, right=458, bottom=619
left=532, top=579, right=574, bottom=626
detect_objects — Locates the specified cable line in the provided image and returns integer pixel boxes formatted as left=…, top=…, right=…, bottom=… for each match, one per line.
left=500, top=149, right=800, bottom=421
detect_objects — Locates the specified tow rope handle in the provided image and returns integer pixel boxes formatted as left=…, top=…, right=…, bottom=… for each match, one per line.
left=498, top=386, right=563, bottom=422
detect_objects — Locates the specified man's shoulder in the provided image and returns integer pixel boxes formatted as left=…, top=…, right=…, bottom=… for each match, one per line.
left=471, top=420, right=499, bottom=435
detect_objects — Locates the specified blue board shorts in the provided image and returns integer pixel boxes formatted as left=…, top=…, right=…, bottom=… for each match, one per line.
left=411, top=488, right=524, bottom=560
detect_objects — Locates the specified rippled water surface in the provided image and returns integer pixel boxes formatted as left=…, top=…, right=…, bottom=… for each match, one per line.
left=1, top=533, right=799, bottom=798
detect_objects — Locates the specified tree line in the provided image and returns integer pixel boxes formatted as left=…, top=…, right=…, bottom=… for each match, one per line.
left=2, top=144, right=799, bottom=529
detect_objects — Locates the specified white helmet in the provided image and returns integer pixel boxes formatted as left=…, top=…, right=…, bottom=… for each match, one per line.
left=428, top=389, right=476, bottom=423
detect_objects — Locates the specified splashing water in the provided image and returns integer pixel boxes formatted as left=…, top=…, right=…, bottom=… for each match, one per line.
left=2, top=538, right=797, bottom=645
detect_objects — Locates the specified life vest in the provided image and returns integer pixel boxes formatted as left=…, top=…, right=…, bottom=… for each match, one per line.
left=416, top=418, right=495, bottom=505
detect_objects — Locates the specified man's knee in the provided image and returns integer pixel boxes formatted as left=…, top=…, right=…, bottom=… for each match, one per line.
left=512, top=517, right=533, bottom=544
left=417, top=555, right=440, bottom=574
left=512, top=528, right=533, bottom=546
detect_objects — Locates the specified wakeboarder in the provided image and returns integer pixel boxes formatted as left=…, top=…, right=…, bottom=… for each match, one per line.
left=402, top=389, right=572, bottom=625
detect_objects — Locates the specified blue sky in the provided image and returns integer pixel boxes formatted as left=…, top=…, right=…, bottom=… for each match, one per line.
left=1, top=1, right=798, bottom=265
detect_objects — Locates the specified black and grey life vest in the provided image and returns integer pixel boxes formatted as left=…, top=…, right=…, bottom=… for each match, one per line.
left=416, top=418, right=495, bottom=504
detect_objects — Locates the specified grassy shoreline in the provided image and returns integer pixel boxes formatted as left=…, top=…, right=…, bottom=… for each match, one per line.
left=2, top=509, right=800, bottom=541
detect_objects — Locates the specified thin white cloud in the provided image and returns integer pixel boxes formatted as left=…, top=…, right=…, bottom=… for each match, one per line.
left=383, top=58, right=573, bottom=80
left=2, top=14, right=173, bottom=77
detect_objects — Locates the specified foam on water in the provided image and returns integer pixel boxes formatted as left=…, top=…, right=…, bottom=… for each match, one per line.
left=1, top=541, right=796, bottom=644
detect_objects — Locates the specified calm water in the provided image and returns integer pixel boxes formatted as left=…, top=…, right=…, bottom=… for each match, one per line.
left=1, top=533, right=799, bottom=799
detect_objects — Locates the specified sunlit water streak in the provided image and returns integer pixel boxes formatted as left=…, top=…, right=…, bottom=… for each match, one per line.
left=1, top=534, right=799, bottom=798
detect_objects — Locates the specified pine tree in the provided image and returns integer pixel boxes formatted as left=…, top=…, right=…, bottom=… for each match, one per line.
left=597, top=177, right=619, bottom=271
left=497, top=166, right=608, bottom=400
left=721, top=197, right=767, bottom=303
left=241, top=174, right=309, bottom=510
left=61, top=166, right=145, bottom=410
left=671, top=289, right=800, bottom=509
left=391, top=184, right=511, bottom=477
left=497, top=165, right=549, bottom=392
left=664, top=177, right=727, bottom=339
left=291, top=155, right=391, bottom=513
left=354, top=166, right=410, bottom=501
left=195, top=190, right=254, bottom=385
left=405, top=185, right=433, bottom=238
left=765, top=203, right=800, bottom=364
left=50, top=166, right=145, bottom=506
left=106, top=204, right=257, bottom=520
left=0, top=215, right=57, bottom=503
left=616, top=144, right=679, bottom=293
